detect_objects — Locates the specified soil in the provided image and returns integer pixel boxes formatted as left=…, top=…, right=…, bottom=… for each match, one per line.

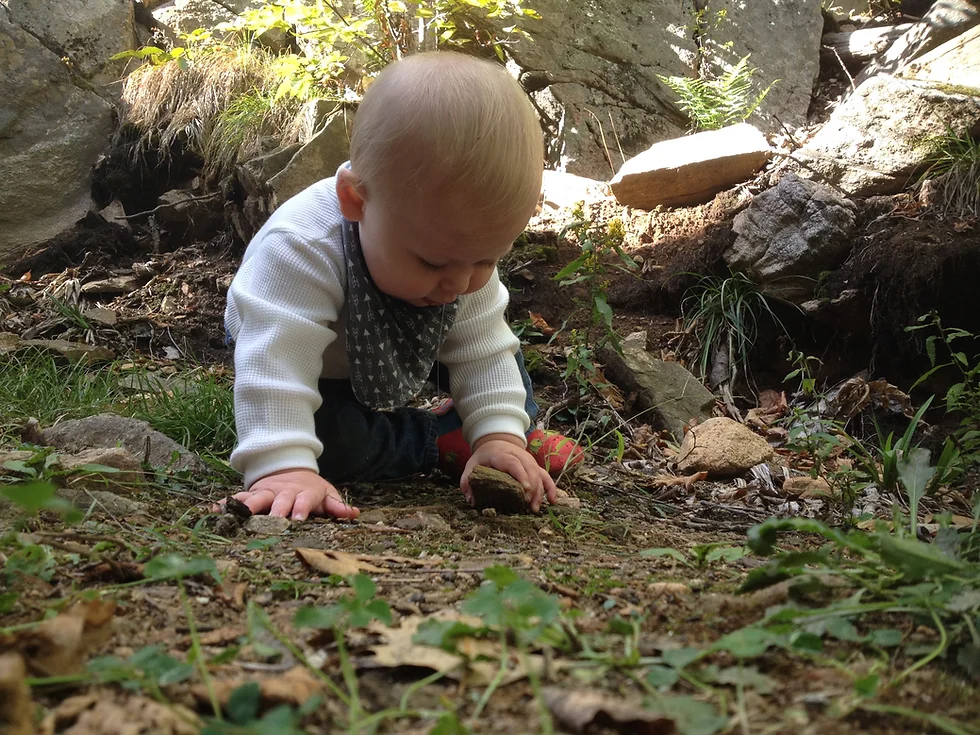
left=3, top=57, right=980, bottom=726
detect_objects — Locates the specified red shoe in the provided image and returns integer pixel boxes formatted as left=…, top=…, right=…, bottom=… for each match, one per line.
left=527, top=429, right=584, bottom=477
left=436, top=426, right=472, bottom=476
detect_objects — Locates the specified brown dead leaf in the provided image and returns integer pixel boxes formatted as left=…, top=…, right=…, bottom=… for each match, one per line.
left=529, top=311, right=555, bottom=336
left=647, top=582, right=692, bottom=599
left=3, top=600, right=116, bottom=677
left=365, top=611, right=565, bottom=686
left=295, top=548, right=385, bottom=576
left=0, top=653, right=34, bottom=735
left=18, top=271, right=31, bottom=282
left=759, top=389, right=788, bottom=414
left=39, top=693, right=200, bottom=735
left=652, top=471, right=707, bottom=492
left=192, top=666, right=322, bottom=709
left=543, top=688, right=676, bottom=734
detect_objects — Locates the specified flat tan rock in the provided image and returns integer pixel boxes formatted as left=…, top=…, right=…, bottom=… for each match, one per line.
left=676, top=417, right=773, bottom=476
left=468, top=465, right=529, bottom=515
left=609, top=123, right=771, bottom=209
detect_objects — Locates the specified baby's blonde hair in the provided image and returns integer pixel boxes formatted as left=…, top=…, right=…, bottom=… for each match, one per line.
left=349, top=52, right=543, bottom=228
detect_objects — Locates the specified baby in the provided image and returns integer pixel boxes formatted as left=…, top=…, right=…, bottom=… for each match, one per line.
left=224, top=51, right=582, bottom=522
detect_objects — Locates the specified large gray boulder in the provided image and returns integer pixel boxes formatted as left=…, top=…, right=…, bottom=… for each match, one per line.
left=151, top=0, right=266, bottom=35
left=724, top=174, right=857, bottom=303
left=505, top=0, right=822, bottom=179
left=0, top=10, right=114, bottom=259
left=1, top=0, right=134, bottom=86
left=794, top=74, right=980, bottom=196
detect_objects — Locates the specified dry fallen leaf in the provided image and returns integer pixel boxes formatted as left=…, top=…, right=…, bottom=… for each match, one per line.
left=39, top=693, right=200, bottom=735
left=528, top=311, right=555, bottom=336
left=647, top=582, right=693, bottom=599
left=191, top=666, right=322, bottom=709
left=652, top=471, right=707, bottom=492
left=364, top=611, right=565, bottom=687
left=543, top=688, right=676, bottom=734
left=295, top=548, right=385, bottom=576
left=0, top=653, right=34, bottom=735
left=2, top=600, right=116, bottom=677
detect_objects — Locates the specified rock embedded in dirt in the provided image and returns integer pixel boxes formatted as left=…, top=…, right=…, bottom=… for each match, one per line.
left=675, top=417, right=774, bottom=476
left=243, top=515, right=290, bottom=535
left=724, top=174, right=857, bottom=303
left=600, top=332, right=716, bottom=441
left=41, top=414, right=206, bottom=473
left=467, top=466, right=530, bottom=515
left=358, top=509, right=389, bottom=525
left=58, top=447, right=143, bottom=494
left=58, top=489, right=149, bottom=517
left=393, top=512, right=452, bottom=533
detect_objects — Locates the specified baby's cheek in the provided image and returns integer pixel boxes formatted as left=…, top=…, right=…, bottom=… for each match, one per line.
left=466, top=271, right=493, bottom=294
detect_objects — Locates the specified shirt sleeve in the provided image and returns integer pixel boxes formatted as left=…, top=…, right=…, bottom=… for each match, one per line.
left=438, top=268, right=529, bottom=446
left=227, top=227, right=346, bottom=489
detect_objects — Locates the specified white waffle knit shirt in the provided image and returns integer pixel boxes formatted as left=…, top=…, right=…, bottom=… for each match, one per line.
left=225, top=173, right=528, bottom=490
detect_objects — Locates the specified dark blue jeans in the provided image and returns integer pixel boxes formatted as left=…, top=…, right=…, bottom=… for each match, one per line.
left=312, top=352, right=538, bottom=483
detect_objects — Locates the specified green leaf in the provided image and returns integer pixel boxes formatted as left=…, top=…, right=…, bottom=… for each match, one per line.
left=640, top=548, right=690, bottom=564
left=143, top=554, right=218, bottom=582
left=414, top=618, right=485, bottom=650
left=825, top=617, right=862, bottom=642
left=227, top=682, right=261, bottom=723
left=429, top=711, right=470, bottom=734
left=878, top=535, right=965, bottom=579
left=711, top=665, right=776, bottom=694
left=646, top=665, right=680, bottom=689
left=662, top=647, right=702, bottom=669
left=349, top=573, right=377, bottom=602
left=76, top=463, right=122, bottom=474
left=868, top=628, right=903, bottom=647
left=712, top=627, right=781, bottom=658
left=0, top=592, right=19, bottom=614
left=704, top=546, right=745, bottom=564
left=294, top=605, right=342, bottom=629
left=483, top=565, right=520, bottom=587
left=552, top=253, right=589, bottom=281
left=945, top=589, right=980, bottom=613
left=644, top=695, right=727, bottom=735
left=1, top=481, right=57, bottom=511
left=789, top=631, right=823, bottom=653
left=854, top=673, right=879, bottom=697
left=245, top=537, right=281, bottom=550
left=593, top=292, right=613, bottom=329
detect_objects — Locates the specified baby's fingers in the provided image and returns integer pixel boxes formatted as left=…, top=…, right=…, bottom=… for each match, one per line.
left=231, top=489, right=276, bottom=516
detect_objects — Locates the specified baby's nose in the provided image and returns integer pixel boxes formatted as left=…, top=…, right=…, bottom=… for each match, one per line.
left=440, top=266, right=472, bottom=295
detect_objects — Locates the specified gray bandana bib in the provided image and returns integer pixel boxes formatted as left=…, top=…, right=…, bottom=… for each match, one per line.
left=341, top=219, right=458, bottom=409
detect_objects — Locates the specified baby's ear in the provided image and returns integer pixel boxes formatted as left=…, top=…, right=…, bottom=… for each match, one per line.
left=336, top=168, right=367, bottom=221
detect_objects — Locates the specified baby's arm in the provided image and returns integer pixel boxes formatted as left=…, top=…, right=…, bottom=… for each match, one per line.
left=227, top=221, right=358, bottom=520
left=438, top=270, right=557, bottom=509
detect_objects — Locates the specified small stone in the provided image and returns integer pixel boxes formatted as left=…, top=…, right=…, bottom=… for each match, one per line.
left=393, top=512, right=451, bottom=532
left=468, top=465, right=529, bottom=515
left=244, top=515, right=290, bottom=535
left=358, top=509, right=388, bottom=525
left=599, top=523, right=630, bottom=542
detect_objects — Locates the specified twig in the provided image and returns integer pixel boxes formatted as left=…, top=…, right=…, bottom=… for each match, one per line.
left=120, top=192, right=221, bottom=220
left=824, top=44, right=857, bottom=92
left=583, top=108, right=616, bottom=178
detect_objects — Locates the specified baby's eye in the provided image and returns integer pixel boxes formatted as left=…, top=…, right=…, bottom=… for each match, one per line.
left=419, top=259, right=444, bottom=271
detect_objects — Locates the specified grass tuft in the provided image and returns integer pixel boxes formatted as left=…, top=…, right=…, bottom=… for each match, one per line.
left=920, top=129, right=980, bottom=218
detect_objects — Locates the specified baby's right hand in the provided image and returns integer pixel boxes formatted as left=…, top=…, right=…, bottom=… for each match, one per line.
left=230, top=469, right=359, bottom=521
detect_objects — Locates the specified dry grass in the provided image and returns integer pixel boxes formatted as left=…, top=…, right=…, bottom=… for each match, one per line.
left=119, top=44, right=336, bottom=180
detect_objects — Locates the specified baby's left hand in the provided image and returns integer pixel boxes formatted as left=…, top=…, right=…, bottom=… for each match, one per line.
left=460, top=434, right=557, bottom=513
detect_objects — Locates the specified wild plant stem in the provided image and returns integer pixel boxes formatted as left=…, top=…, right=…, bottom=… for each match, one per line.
left=469, top=633, right=509, bottom=724
left=180, top=581, right=222, bottom=721
left=893, top=607, right=947, bottom=684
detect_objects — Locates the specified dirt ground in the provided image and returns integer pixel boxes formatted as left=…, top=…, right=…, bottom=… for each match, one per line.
left=2, top=174, right=979, bottom=734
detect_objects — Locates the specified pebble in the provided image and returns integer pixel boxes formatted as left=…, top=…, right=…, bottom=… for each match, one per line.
left=358, top=509, right=388, bottom=525
left=393, top=511, right=451, bottom=532
left=244, top=515, right=290, bottom=535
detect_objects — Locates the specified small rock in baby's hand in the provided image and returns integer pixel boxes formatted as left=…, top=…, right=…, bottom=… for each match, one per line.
left=468, top=465, right=529, bottom=515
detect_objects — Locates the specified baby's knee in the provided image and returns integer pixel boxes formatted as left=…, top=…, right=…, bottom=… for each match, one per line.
left=315, top=404, right=375, bottom=482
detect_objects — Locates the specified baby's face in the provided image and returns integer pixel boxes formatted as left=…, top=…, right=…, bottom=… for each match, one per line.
left=357, top=196, right=526, bottom=307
